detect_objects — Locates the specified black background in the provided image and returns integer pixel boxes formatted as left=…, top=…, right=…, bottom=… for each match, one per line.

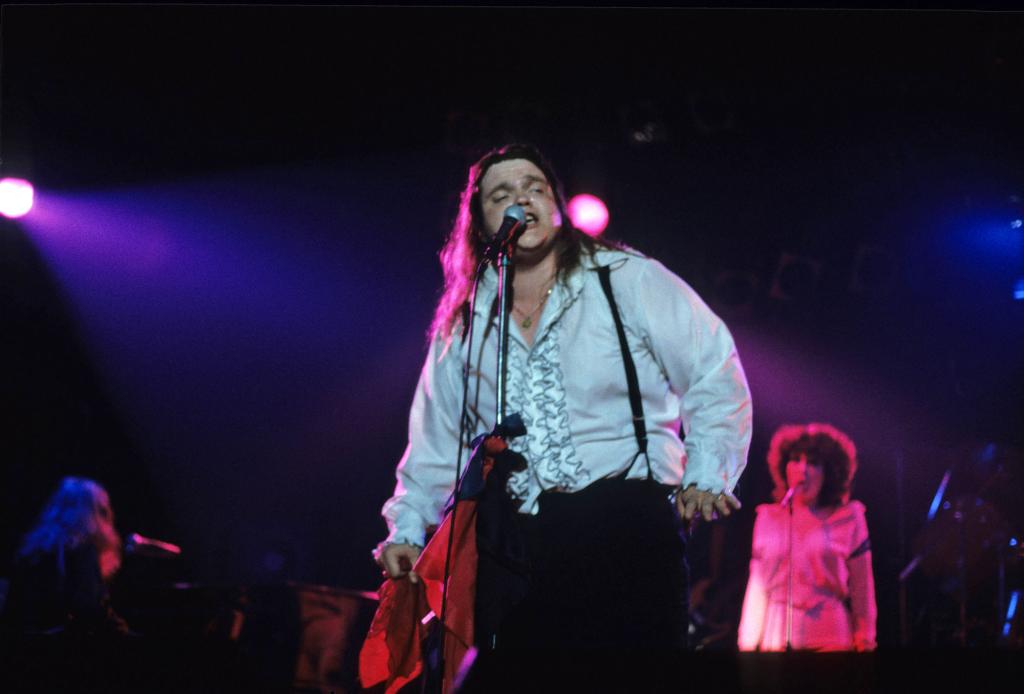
left=2, top=5, right=1022, bottom=648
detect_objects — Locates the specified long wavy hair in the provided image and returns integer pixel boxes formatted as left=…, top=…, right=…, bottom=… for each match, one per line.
left=766, top=423, right=859, bottom=507
left=430, top=143, right=612, bottom=340
left=18, top=477, right=122, bottom=567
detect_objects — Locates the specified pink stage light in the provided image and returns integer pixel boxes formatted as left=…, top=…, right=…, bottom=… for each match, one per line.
left=0, top=178, right=35, bottom=218
left=568, top=193, right=609, bottom=237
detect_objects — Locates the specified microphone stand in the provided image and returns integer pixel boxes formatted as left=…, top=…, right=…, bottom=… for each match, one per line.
left=433, top=211, right=523, bottom=689
left=787, top=500, right=794, bottom=651
left=494, top=240, right=512, bottom=427
left=484, top=204, right=525, bottom=428
left=780, top=486, right=796, bottom=652
left=478, top=216, right=518, bottom=654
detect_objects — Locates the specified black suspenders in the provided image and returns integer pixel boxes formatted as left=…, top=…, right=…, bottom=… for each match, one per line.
left=596, top=265, right=652, bottom=480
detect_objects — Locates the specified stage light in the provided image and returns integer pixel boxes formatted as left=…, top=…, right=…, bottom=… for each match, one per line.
left=712, top=270, right=759, bottom=317
left=567, top=194, right=609, bottom=237
left=1014, top=277, right=1024, bottom=301
left=0, top=177, right=34, bottom=218
left=769, top=252, right=822, bottom=302
left=1004, top=591, right=1019, bottom=638
left=619, top=100, right=669, bottom=145
left=1011, top=219, right=1022, bottom=229
left=927, top=469, right=952, bottom=522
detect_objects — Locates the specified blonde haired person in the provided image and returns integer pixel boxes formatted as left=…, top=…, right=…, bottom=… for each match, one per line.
left=4, top=477, right=128, bottom=635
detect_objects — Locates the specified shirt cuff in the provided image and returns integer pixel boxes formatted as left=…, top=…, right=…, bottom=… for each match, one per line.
left=386, top=513, right=428, bottom=547
left=680, top=447, right=741, bottom=494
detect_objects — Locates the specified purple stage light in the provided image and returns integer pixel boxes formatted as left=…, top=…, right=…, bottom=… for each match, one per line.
left=567, top=193, right=609, bottom=237
left=0, top=177, right=34, bottom=218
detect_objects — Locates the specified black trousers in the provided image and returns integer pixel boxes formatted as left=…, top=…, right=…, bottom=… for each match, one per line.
left=489, top=477, right=689, bottom=650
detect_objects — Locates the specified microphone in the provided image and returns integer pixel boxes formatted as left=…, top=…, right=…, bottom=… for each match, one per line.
left=780, top=486, right=796, bottom=507
left=483, top=205, right=527, bottom=262
left=125, top=532, right=182, bottom=558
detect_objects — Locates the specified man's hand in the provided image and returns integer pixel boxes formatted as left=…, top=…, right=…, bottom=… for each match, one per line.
left=373, top=542, right=423, bottom=583
left=676, top=484, right=741, bottom=530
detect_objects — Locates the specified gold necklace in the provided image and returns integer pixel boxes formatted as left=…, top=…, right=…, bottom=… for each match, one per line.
left=513, top=283, right=555, bottom=329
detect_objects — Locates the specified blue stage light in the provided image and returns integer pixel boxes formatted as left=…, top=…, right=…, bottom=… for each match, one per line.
left=1003, top=591, right=1019, bottom=638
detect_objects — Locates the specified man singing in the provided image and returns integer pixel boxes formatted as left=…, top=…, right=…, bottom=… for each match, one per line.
left=375, top=144, right=752, bottom=649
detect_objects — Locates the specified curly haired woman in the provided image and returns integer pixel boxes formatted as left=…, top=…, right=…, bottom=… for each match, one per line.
left=738, top=423, right=876, bottom=651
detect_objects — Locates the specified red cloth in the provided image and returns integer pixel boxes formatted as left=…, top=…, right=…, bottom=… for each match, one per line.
left=359, top=438, right=505, bottom=693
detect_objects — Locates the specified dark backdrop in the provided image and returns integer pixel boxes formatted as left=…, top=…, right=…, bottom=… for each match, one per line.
left=2, top=6, right=1022, bottom=648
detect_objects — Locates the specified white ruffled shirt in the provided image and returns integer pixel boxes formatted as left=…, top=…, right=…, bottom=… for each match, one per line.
left=382, top=248, right=753, bottom=547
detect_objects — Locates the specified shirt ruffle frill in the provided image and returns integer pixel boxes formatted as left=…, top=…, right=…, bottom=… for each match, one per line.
left=505, top=274, right=589, bottom=507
